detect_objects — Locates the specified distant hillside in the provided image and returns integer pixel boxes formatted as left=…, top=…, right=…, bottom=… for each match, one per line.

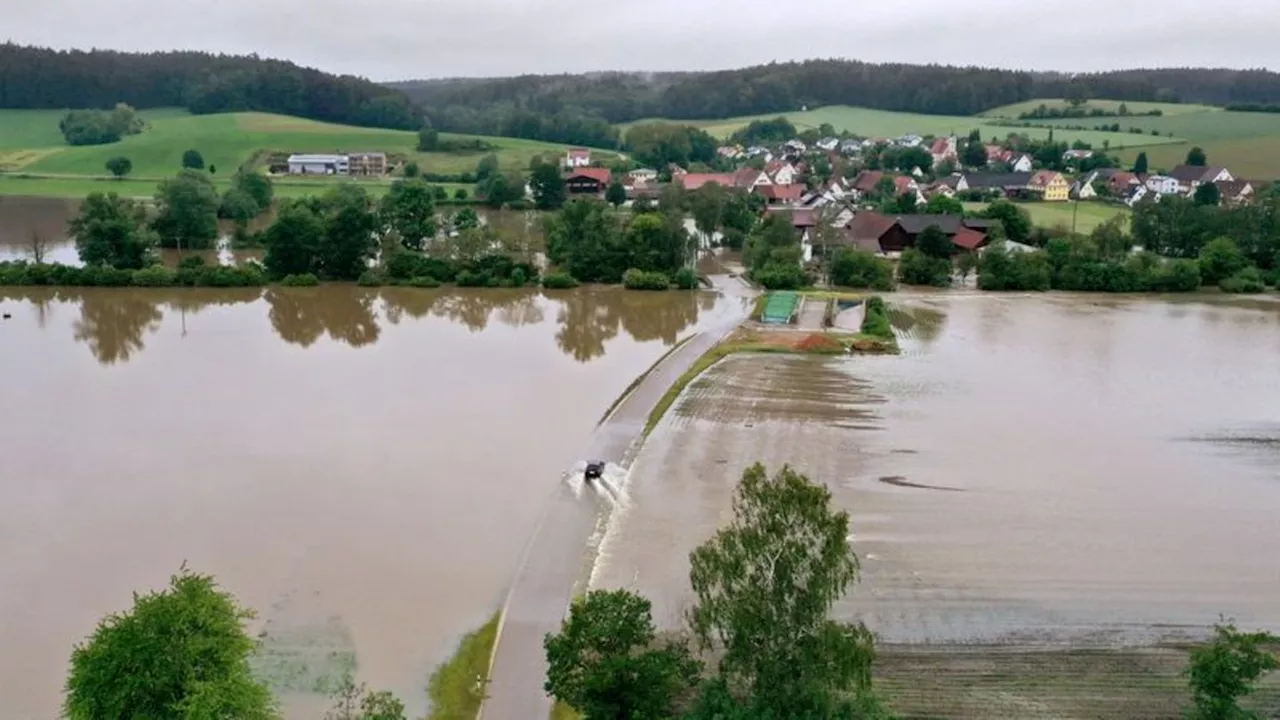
left=390, top=60, right=1280, bottom=126
left=0, top=43, right=422, bottom=131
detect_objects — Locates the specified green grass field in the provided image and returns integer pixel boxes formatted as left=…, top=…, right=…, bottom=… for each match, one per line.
left=981, top=99, right=1216, bottom=118
left=978, top=100, right=1280, bottom=180
left=0, top=174, right=470, bottom=200
left=963, top=200, right=1131, bottom=235
left=623, top=105, right=1183, bottom=151
left=0, top=108, right=612, bottom=197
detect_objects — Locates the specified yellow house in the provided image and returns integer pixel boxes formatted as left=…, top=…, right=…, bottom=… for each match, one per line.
left=1029, top=170, right=1070, bottom=202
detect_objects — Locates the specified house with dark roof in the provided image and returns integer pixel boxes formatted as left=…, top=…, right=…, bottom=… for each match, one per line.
left=1214, top=179, right=1254, bottom=205
left=1169, top=164, right=1233, bottom=193
left=565, top=167, right=612, bottom=195
left=844, top=212, right=993, bottom=255
left=959, top=171, right=1033, bottom=197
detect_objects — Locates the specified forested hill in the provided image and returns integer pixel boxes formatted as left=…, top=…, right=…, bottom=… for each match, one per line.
left=391, top=60, right=1280, bottom=124
left=0, top=43, right=422, bottom=130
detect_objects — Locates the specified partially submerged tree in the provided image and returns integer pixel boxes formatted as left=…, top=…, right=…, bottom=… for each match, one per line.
left=64, top=568, right=276, bottom=720
left=544, top=590, right=700, bottom=719
left=687, top=464, right=879, bottom=716
left=1186, top=622, right=1278, bottom=720
left=153, top=169, right=220, bottom=250
left=70, top=191, right=156, bottom=269
left=324, top=678, right=406, bottom=720
left=379, top=178, right=437, bottom=251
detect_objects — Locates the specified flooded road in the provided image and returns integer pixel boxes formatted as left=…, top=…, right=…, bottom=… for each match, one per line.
left=595, top=292, right=1280, bottom=647
left=0, top=284, right=738, bottom=719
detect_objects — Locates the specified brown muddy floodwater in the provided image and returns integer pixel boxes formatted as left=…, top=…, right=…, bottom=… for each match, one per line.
left=0, top=284, right=738, bottom=719
left=595, top=292, right=1280, bottom=648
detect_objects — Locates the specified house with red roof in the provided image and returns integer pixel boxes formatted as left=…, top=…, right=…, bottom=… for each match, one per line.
left=844, top=211, right=993, bottom=255
left=755, top=183, right=806, bottom=206
left=565, top=167, right=612, bottom=195
left=675, top=173, right=736, bottom=191
left=930, top=136, right=958, bottom=166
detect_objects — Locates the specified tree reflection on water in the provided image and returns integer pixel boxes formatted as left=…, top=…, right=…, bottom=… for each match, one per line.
left=4, top=285, right=711, bottom=366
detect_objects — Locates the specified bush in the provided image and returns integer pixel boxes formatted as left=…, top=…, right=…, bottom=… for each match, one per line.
left=673, top=267, right=700, bottom=290
left=829, top=247, right=896, bottom=291
left=197, top=264, right=265, bottom=287
left=753, top=263, right=806, bottom=290
left=178, top=255, right=207, bottom=270
left=897, top=248, right=952, bottom=287
left=81, top=265, right=134, bottom=286
left=455, top=270, right=489, bottom=287
left=281, top=273, right=320, bottom=287
left=386, top=252, right=457, bottom=283
left=623, top=268, right=671, bottom=290
left=1199, top=237, right=1248, bottom=286
left=357, top=270, right=385, bottom=287
left=1220, top=266, right=1266, bottom=294
left=1141, top=258, right=1203, bottom=292
left=541, top=271, right=580, bottom=289
left=131, top=266, right=177, bottom=287
left=860, top=296, right=894, bottom=340
left=978, top=246, right=1052, bottom=291
left=406, top=275, right=442, bottom=288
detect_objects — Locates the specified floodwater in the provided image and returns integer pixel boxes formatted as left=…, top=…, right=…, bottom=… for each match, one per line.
left=0, top=283, right=738, bottom=719
left=594, top=292, right=1280, bottom=647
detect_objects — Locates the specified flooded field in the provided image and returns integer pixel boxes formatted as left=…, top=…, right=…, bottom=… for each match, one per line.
left=593, top=292, right=1280, bottom=715
left=0, top=284, right=739, bottom=719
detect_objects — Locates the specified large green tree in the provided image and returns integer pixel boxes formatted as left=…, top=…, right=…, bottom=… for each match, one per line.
left=1133, top=151, right=1149, bottom=174
left=1186, top=146, right=1208, bottom=167
left=263, top=201, right=325, bottom=278
left=1198, top=236, right=1248, bottom=286
left=65, top=569, right=276, bottom=720
left=182, top=149, right=205, bottom=170
left=105, top=156, right=132, bottom=179
left=70, top=192, right=156, bottom=269
left=980, top=200, right=1032, bottom=244
left=379, top=178, right=438, bottom=251
left=544, top=590, right=700, bottom=720
left=530, top=160, right=568, bottom=210
left=317, top=184, right=379, bottom=280
left=153, top=169, right=220, bottom=250
left=233, top=171, right=275, bottom=212
left=545, top=199, right=625, bottom=282
left=687, top=464, right=878, bottom=716
left=688, top=182, right=727, bottom=248
left=1186, top=622, right=1278, bottom=720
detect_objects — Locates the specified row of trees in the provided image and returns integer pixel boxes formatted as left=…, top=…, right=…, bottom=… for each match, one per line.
left=545, top=195, right=692, bottom=283
left=977, top=215, right=1278, bottom=293
left=0, top=43, right=421, bottom=130
left=394, top=60, right=1280, bottom=127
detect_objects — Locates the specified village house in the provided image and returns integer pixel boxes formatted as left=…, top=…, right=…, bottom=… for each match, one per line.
left=784, top=139, right=808, bottom=155
left=1106, top=171, right=1141, bottom=197
left=850, top=170, right=887, bottom=199
left=894, top=176, right=925, bottom=206
left=1009, top=153, right=1034, bottom=173
left=347, top=152, right=387, bottom=177
left=766, top=160, right=798, bottom=185
left=1215, top=179, right=1254, bottom=205
left=960, top=171, right=1034, bottom=197
left=816, top=137, right=840, bottom=152
left=898, top=134, right=924, bottom=148
left=675, top=172, right=734, bottom=191
left=755, top=183, right=806, bottom=207
left=839, top=139, right=863, bottom=155
left=565, top=167, right=611, bottom=195
left=1028, top=170, right=1070, bottom=202
left=763, top=208, right=819, bottom=262
left=668, top=164, right=688, bottom=177
left=929, top=136, right=959, bottom=166
left=716, top=146, right=743, bottom=160
left=1144, top=174, right=1181, bottom=196
left=845, top=212, right=993, bottom=255
left=1062, top=149, right=1094, bottom=162
left=1169, top=164, right=1233, bottom=194
left=733, top=166, right=771, bottom=189
left=1124, top=184, right=1149, bottom=207
left=564, top=147, right=591, bottom=168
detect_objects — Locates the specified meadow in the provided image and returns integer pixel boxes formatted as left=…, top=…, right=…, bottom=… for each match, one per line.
left=623, top=105, right=1184, bottom=151
left=980, top=101, right=1280, bottom=179
left=962, top=200, right=1131, bottom=235
left=0, top=108, right=612, bottom=196
left=980, top=99, right=1215, bottom=118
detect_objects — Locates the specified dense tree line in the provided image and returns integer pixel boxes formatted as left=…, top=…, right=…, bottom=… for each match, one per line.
left=0, top=43, right=420, bottom=129
left=393, top=61, right=1280, bottom=126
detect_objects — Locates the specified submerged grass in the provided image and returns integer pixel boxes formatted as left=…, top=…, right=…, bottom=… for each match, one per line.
left=550, top=700, right=583, bottom=720
left=426, top=613, right=500, bottom=720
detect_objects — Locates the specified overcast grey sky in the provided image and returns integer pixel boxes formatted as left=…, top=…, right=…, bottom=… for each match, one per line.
left=6, top=0, right=1277, bottom=81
